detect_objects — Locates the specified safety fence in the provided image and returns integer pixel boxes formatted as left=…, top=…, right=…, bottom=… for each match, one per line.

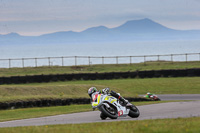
left=0, top=53, right=200, bottom=68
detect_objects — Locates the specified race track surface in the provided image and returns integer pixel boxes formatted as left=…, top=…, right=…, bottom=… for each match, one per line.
left=1, top=100, right=200, bottom=128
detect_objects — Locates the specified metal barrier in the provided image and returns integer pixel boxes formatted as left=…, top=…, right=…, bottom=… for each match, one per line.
left=0, top=53, right=200, bottom=68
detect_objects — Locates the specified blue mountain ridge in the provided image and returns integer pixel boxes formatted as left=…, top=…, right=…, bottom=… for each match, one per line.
left=1, top=18, right=200, bottom=45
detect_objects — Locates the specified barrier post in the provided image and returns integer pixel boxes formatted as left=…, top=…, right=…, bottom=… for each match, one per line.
left=22, top=58, right=24, bottom=68
left=9, top=59, right=11, bottom=68
left=171, top=54, right=173, bottom=64
left=102, top=57, right=104, bottom=64
left=62, top=57, right=64, bottom=66
left=48, top=57, right=51, bottom=67
left=75, top=56, right=77, bottom=66
left=199, top=53, right=200, bottom=61
left=185, top=54, right=188, bottom=63
left=35, top=58, right=37, bottom=67
left=88, top=56, right=91, bottom=66
left=157, top=55, right=160, bottom=61
left=130, top=56, right=132, bottom=65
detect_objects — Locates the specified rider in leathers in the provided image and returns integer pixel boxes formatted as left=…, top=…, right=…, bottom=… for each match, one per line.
left=88, top=87, right=128, bottom=106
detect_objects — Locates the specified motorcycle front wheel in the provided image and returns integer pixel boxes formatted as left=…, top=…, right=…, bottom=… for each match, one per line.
left=128, top=105, right=140, bottom=118
left=100, top=104, right=118, bottom=119
left=100, top=113, right=107, bottom=120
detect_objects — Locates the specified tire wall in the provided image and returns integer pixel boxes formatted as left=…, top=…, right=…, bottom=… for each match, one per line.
left=0, top=97, right=151, bottom=110
left=0, top=68, right=200, bottom=84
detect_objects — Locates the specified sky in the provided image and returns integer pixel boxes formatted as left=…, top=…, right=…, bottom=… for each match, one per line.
left=0, top=0, right=200, bottom=36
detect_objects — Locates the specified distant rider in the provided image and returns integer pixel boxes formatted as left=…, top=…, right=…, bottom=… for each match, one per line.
left=88, top=87, right=129, bottom=106
left=145, top=92, right=153, bottom=98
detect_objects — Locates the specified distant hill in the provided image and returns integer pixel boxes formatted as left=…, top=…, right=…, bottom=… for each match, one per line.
left=112, top=18, right=174, bottom=33
left=1, top=18, right=200, bottom=45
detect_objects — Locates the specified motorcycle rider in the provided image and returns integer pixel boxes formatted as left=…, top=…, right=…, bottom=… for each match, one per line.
left=145, top=92, right=153, bottom=98
left=88, top=87, right=129, bottom=106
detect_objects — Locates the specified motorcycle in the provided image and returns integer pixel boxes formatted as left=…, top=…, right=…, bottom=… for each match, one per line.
left=91, top=92, right=140, bottom=120
left=144, top=94, right=161, bottom=101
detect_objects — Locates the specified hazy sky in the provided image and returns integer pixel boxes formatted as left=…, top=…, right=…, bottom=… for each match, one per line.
left=0, top=0, right=200, bottom=36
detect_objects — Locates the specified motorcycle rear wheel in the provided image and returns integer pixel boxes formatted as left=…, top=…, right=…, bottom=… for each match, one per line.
left=128, top=105, right=140, bottom=118
left=100, top=104, right=118, bottom=119
left=154, top=98, right=161, bottom=101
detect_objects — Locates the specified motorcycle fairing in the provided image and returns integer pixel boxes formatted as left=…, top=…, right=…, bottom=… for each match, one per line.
left=92, top=94, right=130, bottom=117
left=92, top=94, right=102, bottom=106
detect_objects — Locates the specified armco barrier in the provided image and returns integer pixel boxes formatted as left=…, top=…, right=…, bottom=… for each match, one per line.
left=0, top=97, right=152, bottom=110
left=0, top=68, right=200, bottom=84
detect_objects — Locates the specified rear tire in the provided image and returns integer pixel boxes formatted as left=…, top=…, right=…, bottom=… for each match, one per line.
left=155, top=98, right=161, bottom=101
left=128, top=105, right=140, bottom=118
left=100, top=104, right=118, bottom=119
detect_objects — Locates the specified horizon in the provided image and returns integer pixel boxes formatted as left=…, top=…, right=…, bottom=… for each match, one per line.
left=0, top=0, right=200, bottom=36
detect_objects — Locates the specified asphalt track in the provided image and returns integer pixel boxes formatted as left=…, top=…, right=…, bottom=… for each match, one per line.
left=0, top=95, right=200, bottom=128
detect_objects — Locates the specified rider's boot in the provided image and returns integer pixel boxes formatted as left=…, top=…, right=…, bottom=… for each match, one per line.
left=119, top=96, right=129, bottom=106
left=110, top=90, right=129, bottom=106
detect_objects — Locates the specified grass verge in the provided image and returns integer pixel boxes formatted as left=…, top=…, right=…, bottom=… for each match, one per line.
left=0, top=117, right=200, bottom=133
left=0, top=61, right=200, bottom=77
left=0, top=77, right=200, bottom=102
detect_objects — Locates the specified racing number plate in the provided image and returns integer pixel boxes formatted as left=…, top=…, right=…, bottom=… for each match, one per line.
left=118, top=110, right=123, bottom=116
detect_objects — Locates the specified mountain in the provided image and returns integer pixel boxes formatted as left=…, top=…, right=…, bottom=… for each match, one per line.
left=1, top=18, right=200, bottom=45
left=112, top=18, right=174, bottom=33
left=2, top=32, right=21, bottom=38
left=81, top=26, right=110, bottom=34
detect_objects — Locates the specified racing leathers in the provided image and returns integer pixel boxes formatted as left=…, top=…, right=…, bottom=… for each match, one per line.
left=90, top=88, right=128, bottom=106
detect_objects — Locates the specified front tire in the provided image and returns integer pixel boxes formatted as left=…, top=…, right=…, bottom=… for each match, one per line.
left=100, top=104, right=118, bottom=119
left=100, top=113, right=107, bottom=120
left=128, top=105, right=140, bottom=118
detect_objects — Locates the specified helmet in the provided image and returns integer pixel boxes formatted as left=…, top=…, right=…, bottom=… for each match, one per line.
left=147, top=92, right=150, bottom=95
left=88, top=87, right=98, bottom=97
left=102, top=87, right=110, bottom=94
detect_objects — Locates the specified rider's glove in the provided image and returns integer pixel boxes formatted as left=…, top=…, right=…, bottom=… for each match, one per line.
left=102, top=88, right=110, bottom=94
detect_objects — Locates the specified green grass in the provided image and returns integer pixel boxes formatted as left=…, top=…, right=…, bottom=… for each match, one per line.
left=0, top=117, right=200, bottom=133
left=0, top=61, right=200, bottom=77
left=0, top=101, right=184, bottom=122
left=0, top=104, right=91, bottom=122
left=0, top=77, right=200, bottom=102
